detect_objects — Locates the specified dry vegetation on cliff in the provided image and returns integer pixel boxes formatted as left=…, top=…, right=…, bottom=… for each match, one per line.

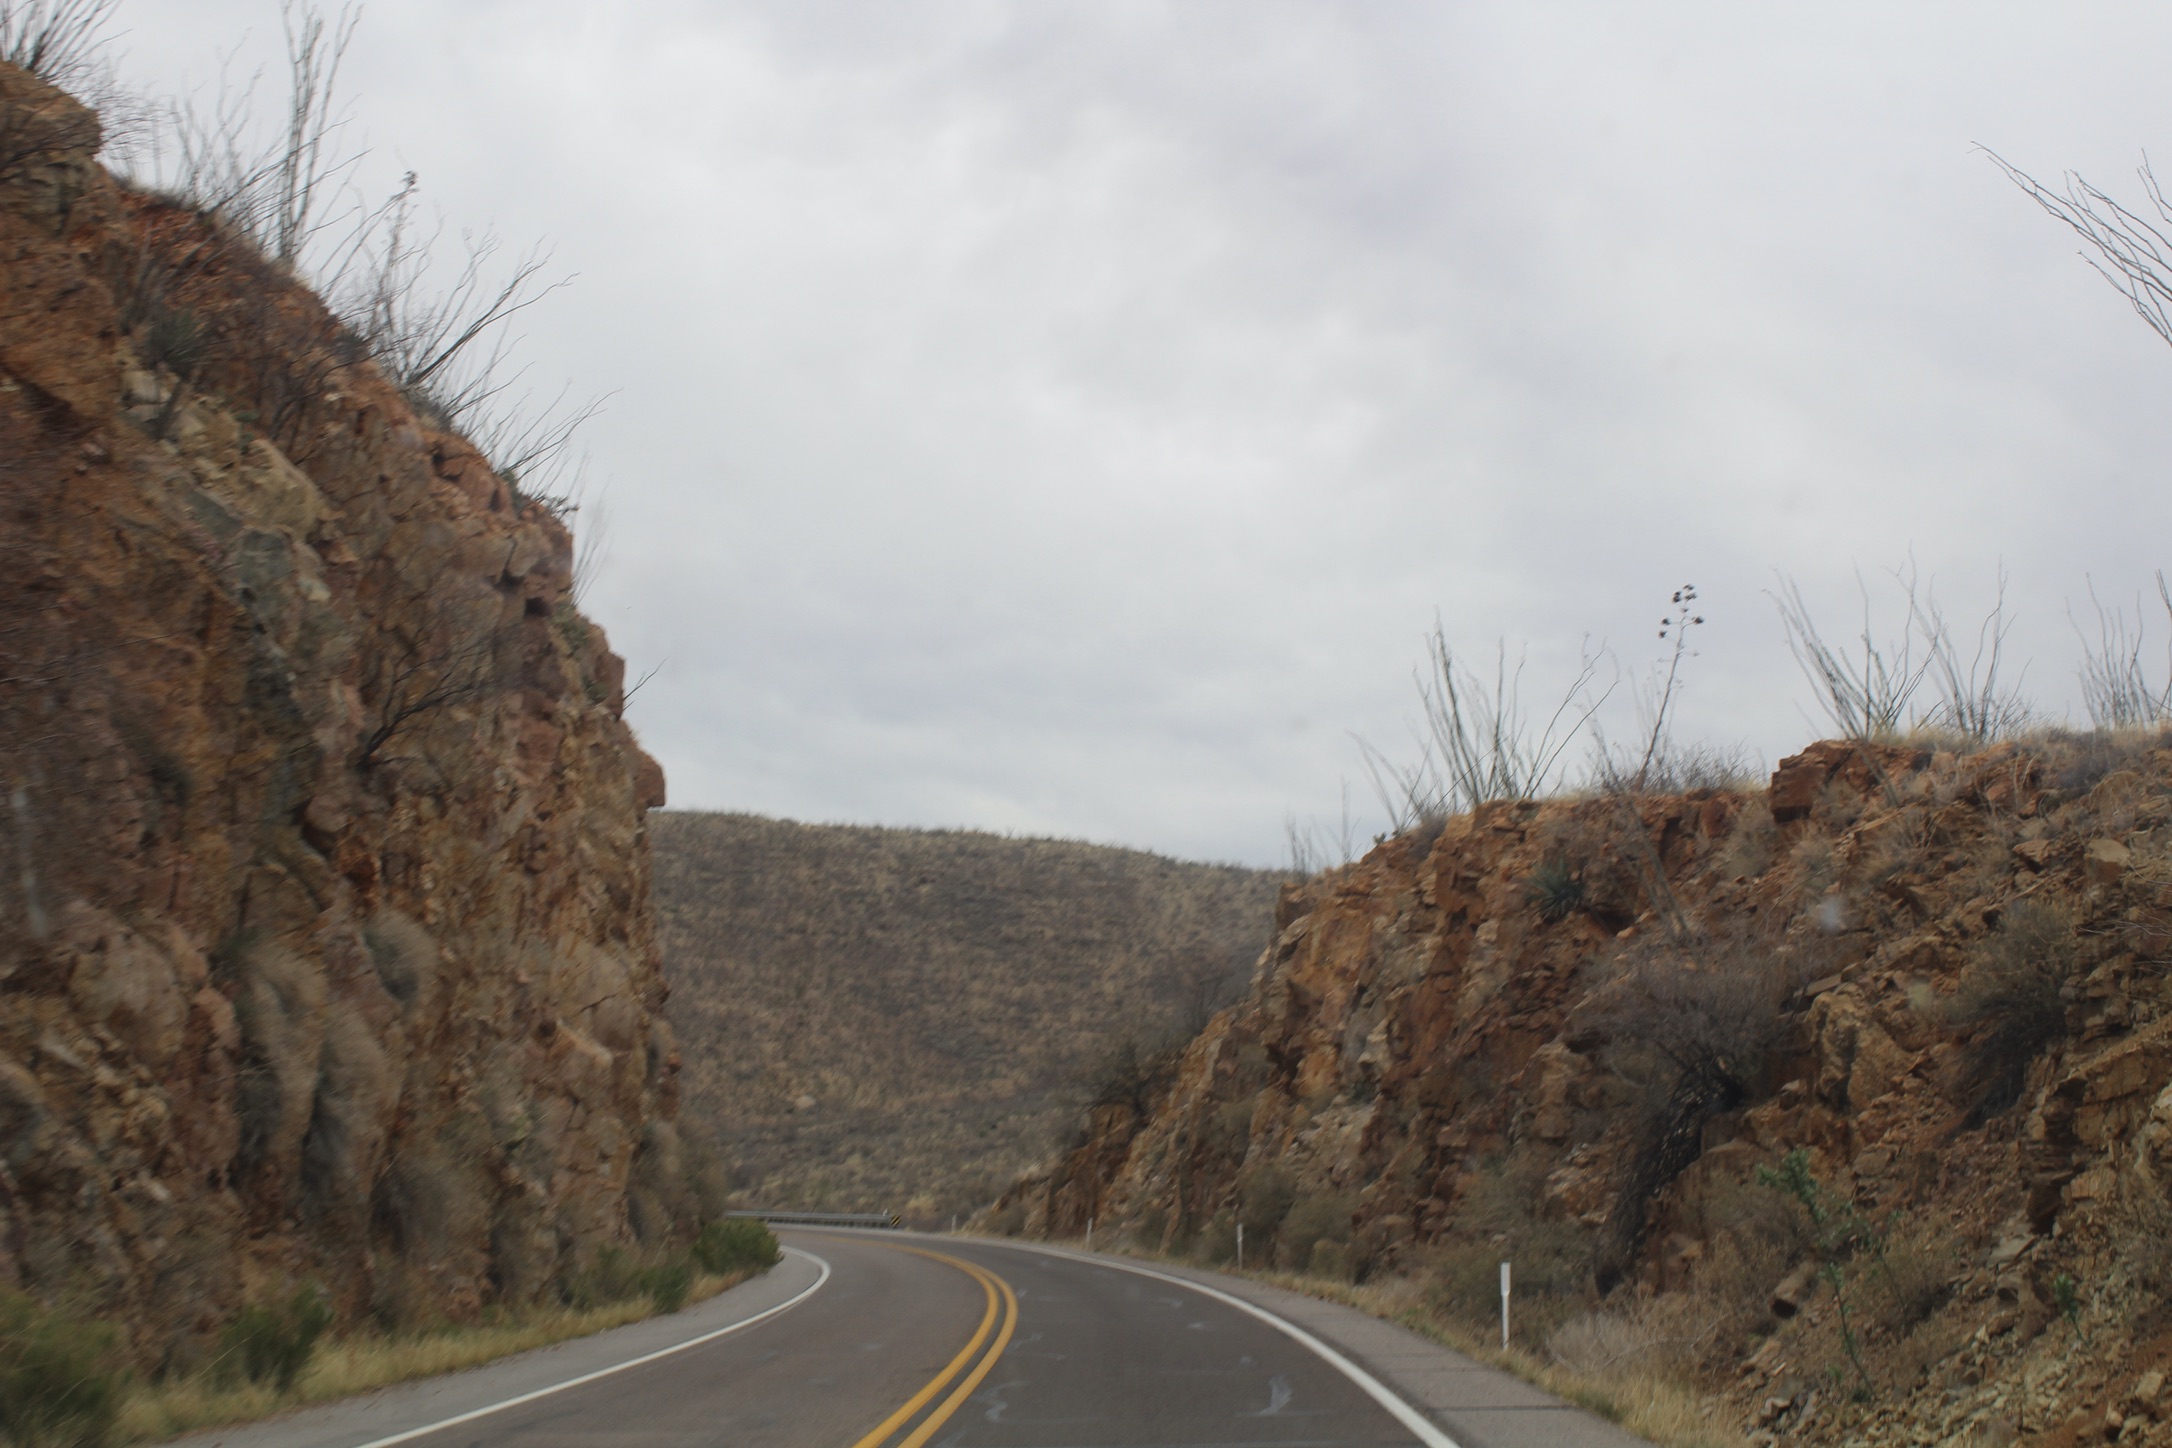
left=990, top=731, right=2172, bottom=1446
left=654, top=812, right=1282, bottom=1224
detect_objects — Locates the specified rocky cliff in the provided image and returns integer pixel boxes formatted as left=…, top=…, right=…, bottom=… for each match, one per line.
left=991, top=734, right=2172, bottom=1445
left=0, top=62, right=683, bottom=1368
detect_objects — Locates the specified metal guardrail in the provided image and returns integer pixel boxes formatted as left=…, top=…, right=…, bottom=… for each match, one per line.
left=727, top=1209, right=902, bottom=1229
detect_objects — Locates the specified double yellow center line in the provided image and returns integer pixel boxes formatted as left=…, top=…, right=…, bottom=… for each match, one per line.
left=848, top=1247, right=1019, bottom=1448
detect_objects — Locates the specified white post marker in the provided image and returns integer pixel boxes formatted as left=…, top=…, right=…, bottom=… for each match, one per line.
left=1086, top=1216, right=1094, bottom=1252
left=1236, top=1222, right=1245, bottom=1270
left=1499, top=1260, right=1511, bottom=1350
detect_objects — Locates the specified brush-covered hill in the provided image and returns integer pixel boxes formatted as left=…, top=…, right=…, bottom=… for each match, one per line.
left=653, top=813, right=1283, bottom=1223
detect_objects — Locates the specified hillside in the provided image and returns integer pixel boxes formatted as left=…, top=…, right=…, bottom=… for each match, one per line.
left=0, top=60, right=687, bottom=1365
left=988, top=734, right=2172, bottom=1446
left=653, top=813, right=1282, bottom=1222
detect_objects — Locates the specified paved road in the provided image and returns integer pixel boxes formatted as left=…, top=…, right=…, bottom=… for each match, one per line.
left=172, top=1231, right=1647, bottom=1448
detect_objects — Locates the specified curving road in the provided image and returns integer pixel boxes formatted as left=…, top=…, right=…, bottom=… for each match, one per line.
left=172, top=1231, right=1646, bottom=1448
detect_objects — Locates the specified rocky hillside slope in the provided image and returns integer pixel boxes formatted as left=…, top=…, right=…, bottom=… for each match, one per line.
left=990, top=734, right=2172, bottom=1446
left=0, top=63, right=686, bottom=1369
left=654, top=813, right=1280, bottom=1223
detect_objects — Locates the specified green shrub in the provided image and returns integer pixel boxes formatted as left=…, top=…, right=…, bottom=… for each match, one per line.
left=220, top=1285, right=330, bottom=1392
left=1236, top=1165, right=1295, bottom=1245
left=562, top=1246, right=644, bottom=1311
left=1524, top=857, right=1587, bottom=923
left=0, top=1293, right=125, bottom=1448
left=639, top=1261, right=692, bottom=1314
left=692, top=1218, right=781, bottom=1276
left=1195, top=1211, right=1238, bottom=1267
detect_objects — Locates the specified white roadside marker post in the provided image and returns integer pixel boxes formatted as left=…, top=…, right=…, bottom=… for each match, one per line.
left=1500, top=1260, right=1512, bottom=1350
left=1086, top=1217, right=1094, bottom=1252
left=1236, top=1222, right=1245, bottom=1271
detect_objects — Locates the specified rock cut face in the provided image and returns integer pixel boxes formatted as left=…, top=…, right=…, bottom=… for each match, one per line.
left=988, top=738, right=2172, bottom=1442
left=0, top=60, right=679, bottom=1361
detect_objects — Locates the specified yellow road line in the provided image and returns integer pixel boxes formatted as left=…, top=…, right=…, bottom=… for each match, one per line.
left=894, top=1262, right=1017, bottom=1448
left=846, top=1247, right=1013, bottom=1448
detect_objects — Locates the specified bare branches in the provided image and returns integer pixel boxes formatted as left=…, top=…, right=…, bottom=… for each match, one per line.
left=1987, top=148, right=2172, bottom=354
left=1282, top=781, right=1357, bottom=878
left=1773, top=564, right=2028, bottom=745
left=1913, top=562, right=2030, bottom=744
left=332, top=173, right=601, bottom=506
left=0, top=0, right=117, bottom=90
left=124, top=3, right=361, bottom=270
left=357, top=590, right=514, bottom=770
left=1360, top=627, right=1610, bottom=829
left=341, top=176, right=570, bottom=401
left=2071, top=573, right=2172, bottom=729
left=1773, top=571, right=1929, bottom=742
left=1773, top=560, right=2032, bottom=755
left=104, top=5, right=604, bottom=513
left=271, top=0, right=359, bottom=266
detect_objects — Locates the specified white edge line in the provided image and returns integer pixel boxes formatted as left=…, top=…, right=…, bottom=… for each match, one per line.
left=969, top=1239, right=1460, bottom=1448
left=342, top=1247, right=832, bottom=1448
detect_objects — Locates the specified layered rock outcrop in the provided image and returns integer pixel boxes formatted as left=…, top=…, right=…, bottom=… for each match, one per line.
left=991, top=736, right=2172, bottom=1443
left=0, top=62, right=680, bottom=1366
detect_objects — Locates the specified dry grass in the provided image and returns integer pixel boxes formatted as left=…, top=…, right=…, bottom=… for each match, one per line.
left=1227, top=1263, right=1737, bottom=1448
left=115, top=1271, right=750, bottom=1444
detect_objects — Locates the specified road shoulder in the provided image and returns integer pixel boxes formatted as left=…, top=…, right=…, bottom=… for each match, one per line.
left=157, top=1249, right=828, bottom=1448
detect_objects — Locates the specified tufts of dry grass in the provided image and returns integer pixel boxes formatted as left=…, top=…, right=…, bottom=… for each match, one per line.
left=115, top=1271, right=750, bottom=1445
left=1245, top=1268, right=1738, bottom=1448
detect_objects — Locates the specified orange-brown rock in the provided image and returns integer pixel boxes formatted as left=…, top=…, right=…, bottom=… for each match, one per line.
left=0, top=63, right=681, bottom=1365
left=987, top=736, right=2172, bottom=1445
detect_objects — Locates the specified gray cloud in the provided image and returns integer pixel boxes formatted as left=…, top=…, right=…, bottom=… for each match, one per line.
left=102, top=0, right=2172, bottom=863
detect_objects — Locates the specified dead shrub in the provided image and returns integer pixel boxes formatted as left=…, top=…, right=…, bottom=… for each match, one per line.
left=1583, top=926, right=1817, bottom=1282
left=1425, top=1157, right=1594, bottom=1346
left=1714, top=798, right=1778, bottom=882
left=1547, top=1310, right=1662, bottom=1376
left=1947, top=900, right=2078, bottom=1118
left=371, top=1132, right=489, bottom=1267
left=1886, top=1314, right=1968, bottom=1393
left=1692, top=1171, right=1814, bottom=1336
left=1081, top=1038, right=1180, bottom=1116
left=1276, top=1190, right=1357, bottom=1272
left=1868, top=1222, right=1955, bottom=1336
left=1788, top=833, right=1839, bottom=901
left=2039, top=726, right=2172, bottom=796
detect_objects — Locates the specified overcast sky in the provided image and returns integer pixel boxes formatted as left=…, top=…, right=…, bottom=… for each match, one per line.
left=98, top=2, right=2172, bottom=866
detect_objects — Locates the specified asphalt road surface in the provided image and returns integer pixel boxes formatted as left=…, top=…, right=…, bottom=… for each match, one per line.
left=172, top=1231, right=1647, bottom=1448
